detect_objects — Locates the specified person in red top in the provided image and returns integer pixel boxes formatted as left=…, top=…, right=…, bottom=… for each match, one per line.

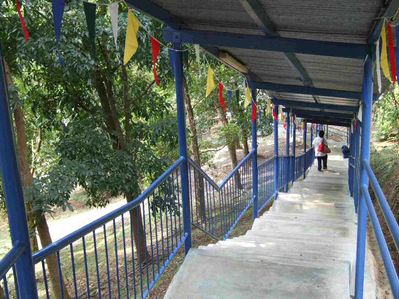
left=312, top=130, right=328, bottom=171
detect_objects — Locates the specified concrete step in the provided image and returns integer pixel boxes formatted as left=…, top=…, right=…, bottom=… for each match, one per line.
left=164, top=249, right=350, bottom=299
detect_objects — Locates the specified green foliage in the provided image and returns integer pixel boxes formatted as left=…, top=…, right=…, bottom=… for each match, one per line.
left=374, top=86, right=399, bottom=141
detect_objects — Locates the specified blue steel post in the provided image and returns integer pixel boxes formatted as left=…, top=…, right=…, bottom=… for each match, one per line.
left=285, top=111, right=290, bottom=192
left=349, top=125, right=354, bottom=197
left=172, top=43, right=191, bottom=253
left=251, top=87, right=259, bottom=219
left=0, top=47, right=38, bottom=297
left=303, top=121, right=307, bottom=179
left=273, top=105, right=279, bottom=195
left=292, top=114, right=296, bottom=182
left=354, top=55, right=373, bottom=299
left=353, top=120, right=360, bottom=211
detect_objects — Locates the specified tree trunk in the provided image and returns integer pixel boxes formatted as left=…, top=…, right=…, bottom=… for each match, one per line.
left=36, top=213, right=71, bottom=299
left=242, top=135, right=249, bottom=156
left=0, top=284, right=5, bottom=299
left=183, top=79, right=206, bottom=220
left=6, top=61, right=70, bottom=299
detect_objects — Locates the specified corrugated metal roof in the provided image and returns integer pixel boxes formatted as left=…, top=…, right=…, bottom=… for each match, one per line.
left=128, top=0, right=397, bottom=124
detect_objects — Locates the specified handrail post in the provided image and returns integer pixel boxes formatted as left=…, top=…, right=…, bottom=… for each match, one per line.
left=251, top=87, right=258, bottom=219
left=292, top=114, right=296, bottom=182
left=285, top=110, right=290, bottom=192
left=303, top=121, right=307, bottom=179
left=354, top=54, right=373, bottom=299
left=349, top=124, right=354, bottom=197
left=0, top=47, right=38, bottom=297
left=273, top=104, right=279, bottom=196
left=172, top=42, right=192, bottom=254
left=353, top=120, right=360, bottom=211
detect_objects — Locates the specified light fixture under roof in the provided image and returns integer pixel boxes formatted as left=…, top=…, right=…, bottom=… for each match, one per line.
left=219, top=51, right=249, bottom=74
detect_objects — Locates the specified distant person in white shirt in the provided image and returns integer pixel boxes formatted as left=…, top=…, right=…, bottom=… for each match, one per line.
left=312, top=130, right=328, bottom=171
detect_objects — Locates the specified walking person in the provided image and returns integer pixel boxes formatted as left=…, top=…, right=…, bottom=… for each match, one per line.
left=312, top=130, right=329, bottom=171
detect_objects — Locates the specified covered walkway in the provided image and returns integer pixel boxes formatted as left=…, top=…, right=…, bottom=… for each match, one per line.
left=165, top=152, right=376, bottom=299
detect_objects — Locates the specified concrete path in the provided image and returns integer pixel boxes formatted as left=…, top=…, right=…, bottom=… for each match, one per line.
left=164, top=154, right=376, bottom=298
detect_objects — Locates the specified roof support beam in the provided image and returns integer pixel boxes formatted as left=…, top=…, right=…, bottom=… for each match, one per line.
left=252, top=81, right=362, bottom=99
left=240, top=0, right=316, bottom=97
left=163, top=28, right=368, bottom=59
left=282, top=108, right=354, bottom=120
left=273, top=98, right=359, bottom=113
left=303, top=118, right=351, bottom=127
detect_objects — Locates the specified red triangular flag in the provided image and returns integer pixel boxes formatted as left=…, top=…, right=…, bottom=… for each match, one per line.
left=218, top=82, right=227, bottom=112
left=150, top=36, right=160, bottom=85
left=16, top=0, right=29, bottom=44
left=387, top=23, right=397, bottom=83
left=251, top=102, right=257, bottom=122
left=272, top=105, right=278, bottom=121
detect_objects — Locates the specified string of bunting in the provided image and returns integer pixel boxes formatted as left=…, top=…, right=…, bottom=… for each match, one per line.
left=375, top=18, right=399, bottom=91
left=13, top=0, right=277, bottom=122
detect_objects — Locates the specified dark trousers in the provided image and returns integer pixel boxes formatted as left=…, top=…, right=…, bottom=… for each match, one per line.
left=317, top=155, right=328, bottom=171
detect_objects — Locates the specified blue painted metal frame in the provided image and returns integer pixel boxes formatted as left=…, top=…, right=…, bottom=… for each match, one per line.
left=303, top=122, right=307, bottom=179
left=0, top=46, right=38, bottom=298
left=272, top=98, right=359, bottom=113
left=273, top=105, right=279, bottom=196
left=354, top=55, right=373, bottom=299
left=285, top=111, right=290, bottom=192
left=0, top=242, right=24, bottom=279
left=171, top=43, right=192, bottom=254
left=251, top=87, right=259, bottom=219
left=292, top=115, right=296, bottom=183
left=163, top=28, right=368, bottom=59
left=255, top=82, right=362, bottom=100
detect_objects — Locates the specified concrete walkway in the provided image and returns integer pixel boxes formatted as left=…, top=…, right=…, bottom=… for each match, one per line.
left=165, top=154, right=376, bottom=298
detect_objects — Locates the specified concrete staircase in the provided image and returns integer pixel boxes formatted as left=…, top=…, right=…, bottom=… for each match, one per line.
left=164, top=154, right=376, bottom=298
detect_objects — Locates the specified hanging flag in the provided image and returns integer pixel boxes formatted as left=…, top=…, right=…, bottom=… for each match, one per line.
left=218, top=83, right=227, bottom=112
left=83, top=2, right=96, bottom=56
left=123, top=9, right=140, bottom=65
left=376, top=39, right=382, bottom=93
left=282, top=114, right=286, bottom=129
left=272, top=105, right=278, bottom=121
left=244, top=87, right=252, bottom=108
left=151, top=36, right=160, bottom=85
left=251, top=102, right=257, bottom=122
left=15, top=0, right=29, bottom=44
left=396, top=25, right=399, bottom=80
left=227, top=90, right=233, bottom=113
left=206, top=66, right=215, bottom=97
left=52, top=0, right=65, bottom=44
left=380, top=22, right=391, bottom=82
left=387, top=22, right=397, bottom=83
left=109, top=2, right=119, bottom=48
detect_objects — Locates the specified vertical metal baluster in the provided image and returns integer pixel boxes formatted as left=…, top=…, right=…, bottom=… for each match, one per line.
left=129, top=210, right=137, bottom=299
left=188, top=164, right=194, bottom=226
left=151, top=193, right=160, bottom=276
left=82, top=237, right=91, bottom=298
left=172, top=172, right=179, bottom=250
left=112, top=219, right=121, bottom=299
left=55, top=251, right=65, bottom=299
left=69, top=244, right=78, bottom=299
left=146, top=196, right=155, bottom=284
left=191, top=167, right=197, bottom=226
left=12, top=266, right=19, bottom=299
left=168, top=175, right=175, bottom=252
left=157, top=188, right=166, bottom=264
left=175, top=169, right=183, bottom=239
left=121, top=214, right=129, bottom=298
left=164, top=189, right=170, bottom=257
left=92, top=231, right=102, bottom=299
left=140, top=203, right=150, bottom=293
left=205, top=176, right=212, bottom=233
left=41, top=260, right=50, bottom=299
left=2, top=276, right=9, bottom=299
left=103, top=224, right=112, bottom=298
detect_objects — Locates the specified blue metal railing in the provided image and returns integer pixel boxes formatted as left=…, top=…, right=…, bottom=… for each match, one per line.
left=188, top=150, right=254, bottom=240
left=357, top=160, right=399, bottom=297
left=1, top=147, right=315, bottom=298
left=26, top=157, right=187, bottom=299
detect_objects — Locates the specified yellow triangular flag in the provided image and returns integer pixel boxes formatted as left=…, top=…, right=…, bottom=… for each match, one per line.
left=206, top=66, right=216, bottom=97
left=244, top=87, right=252, bottom=108
left=380, top=23, right=391, bottom=82
left=123, top=10, right=140, bottom=65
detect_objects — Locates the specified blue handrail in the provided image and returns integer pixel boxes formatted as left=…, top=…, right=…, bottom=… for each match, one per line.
left=33, top=156, right=185, bottom=262
left=363, top=161, right=399, bottom=250
left=0, top=242, right=25, bottom=278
